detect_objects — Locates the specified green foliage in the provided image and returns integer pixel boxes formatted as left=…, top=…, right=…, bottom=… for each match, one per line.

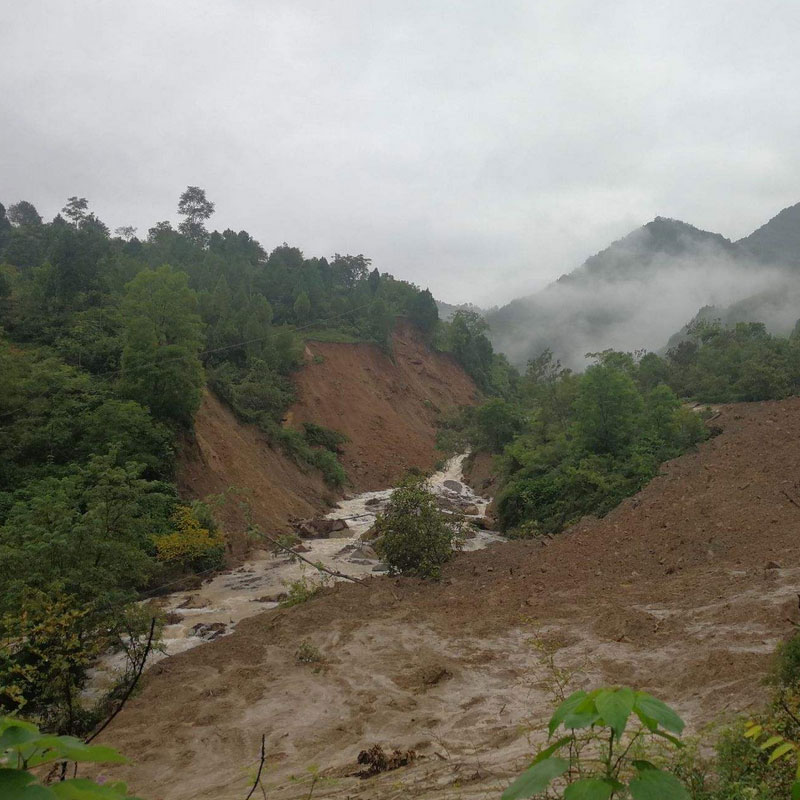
left=0, top=715, right=143, bottom=799
left=281, top=573, right=330, bottom=608
left=301, top=422, right=349, bottom=453
left=117, top=266, right=204, bottom=427
left=374, top=476, right=464, bottom=579
left=491, top=355, right=707, bottom=534
left=0, top=186, right=461, bottom=729
left=503, top=687, right=689, bottom=800
left=153, top=506, right=225, bottom=571
left=664, top=320, right=800, bottom=403
left=474, top=398, right=528, bottom=453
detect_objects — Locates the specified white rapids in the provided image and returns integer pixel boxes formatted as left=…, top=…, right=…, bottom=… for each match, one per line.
left=84, top=454, right=502, bottom=698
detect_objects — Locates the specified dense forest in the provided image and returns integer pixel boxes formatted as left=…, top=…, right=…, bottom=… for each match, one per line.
left=0, top=188, right=514, bottom=732
left=447, top=318, right=800, bottom=537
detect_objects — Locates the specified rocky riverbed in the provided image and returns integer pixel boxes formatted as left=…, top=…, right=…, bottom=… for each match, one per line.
left=85, top=454, right=502, bottom=698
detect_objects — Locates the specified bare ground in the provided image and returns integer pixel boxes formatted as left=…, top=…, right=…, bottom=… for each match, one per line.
left=99, top=399, right=800, bottom=799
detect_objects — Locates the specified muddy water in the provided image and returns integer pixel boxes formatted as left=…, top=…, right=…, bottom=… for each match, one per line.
left=85, top=454, right=502, bottom=697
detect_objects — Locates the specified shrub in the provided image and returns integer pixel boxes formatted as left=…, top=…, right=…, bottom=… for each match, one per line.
left=281, top=573, right=329, bottom=607
left=153, top=506, right=225, bottom=571
left=374, top=476, right=464, bottom=579
left=503, top=686, right=690, bottom=799
left=302, top=421, right=349, bottom=453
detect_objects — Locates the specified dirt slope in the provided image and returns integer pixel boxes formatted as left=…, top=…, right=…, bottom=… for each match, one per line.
left=179, top=322, right=479, bottom=539
left=178, top=391, right=330, bottom=543
left=289, top=321, right=479, bottom=490
left=103, top=399, right=800, bottom=800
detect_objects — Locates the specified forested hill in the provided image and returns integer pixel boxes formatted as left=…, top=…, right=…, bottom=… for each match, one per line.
left=0, top=188, right=515, bottom=730
left=484, top=202, right=800, bottom=368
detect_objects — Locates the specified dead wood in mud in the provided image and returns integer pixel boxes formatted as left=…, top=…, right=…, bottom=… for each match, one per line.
left=97, top=398, right=800, bottom=800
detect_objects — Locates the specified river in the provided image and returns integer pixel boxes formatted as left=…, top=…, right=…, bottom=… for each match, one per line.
left=85, top=454, right=501, bottom=698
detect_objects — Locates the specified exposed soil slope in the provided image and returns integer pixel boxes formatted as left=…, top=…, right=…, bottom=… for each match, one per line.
left=289, top=321, right=479, bottom=490
left=178, top=392, right=330, bottom=543
left=179, top=322, right=478, bottom=540
left=104, top=399, right=800, bottom=800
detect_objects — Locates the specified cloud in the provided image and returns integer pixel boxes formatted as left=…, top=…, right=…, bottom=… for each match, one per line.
left=2, top=1, right=800, bottom=305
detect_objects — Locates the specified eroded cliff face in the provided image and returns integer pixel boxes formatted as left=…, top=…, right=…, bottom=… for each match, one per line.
left=178, top=321, right=479, bottom=539
left=289, top=321, right=479, bottom=491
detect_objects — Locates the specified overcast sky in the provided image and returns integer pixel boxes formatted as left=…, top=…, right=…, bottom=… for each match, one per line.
left=2, top=1, right=799, bottom=305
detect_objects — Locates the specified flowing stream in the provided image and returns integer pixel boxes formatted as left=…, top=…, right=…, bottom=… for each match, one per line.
left=85, top=454, right=502, bottom=698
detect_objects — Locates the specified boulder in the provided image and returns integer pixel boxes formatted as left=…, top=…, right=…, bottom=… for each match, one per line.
left=365, top=497, right=384, bottom=507
left=294, top=517, right=349, bottom=538
left=191, top=621, right=227, bottom=640
left=472, top=516, right=492, bottom=530
left=350, top=544, right=379, bottom=560
left=463, top=504, right=480, bottom=516
left=443, top=480, right=463, bottom=493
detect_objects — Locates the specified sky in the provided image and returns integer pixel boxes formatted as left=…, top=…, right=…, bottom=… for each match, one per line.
left=2, top=1, right=799, bottom=306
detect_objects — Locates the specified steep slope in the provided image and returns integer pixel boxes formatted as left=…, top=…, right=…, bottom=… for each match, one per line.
left=486, top=208, right=799, bottom=367
left=101, top=398, right=800, bottom=799
left=178, top=322, right=479, bottom=537
left=178, top=391, right=330, bottom=543
left=739, top=201, right=800, bottom=268
left=288, top=321, right=479, bottom=491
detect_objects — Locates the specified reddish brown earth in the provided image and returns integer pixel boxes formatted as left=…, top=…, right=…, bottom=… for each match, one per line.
left=178, top=323, right=478, bottom=545
left=177, top=391, right=330, bottom=545
left=289, top=320, right=480, bottom=491
left=102, top=399, right=800, bottom=799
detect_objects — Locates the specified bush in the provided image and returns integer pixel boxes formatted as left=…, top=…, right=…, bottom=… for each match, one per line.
left=302, top=421, right=349, bottom=453
left=374, top=476, right=464, bottom=579
left=153, top=505, right=225, bottom=571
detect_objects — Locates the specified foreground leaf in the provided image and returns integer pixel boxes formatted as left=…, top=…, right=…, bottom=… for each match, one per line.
left=548, top=691, right=587, bottom=736
left=595, top=688, right=634, bottom=741
left=502, top=757, right=569, bottom=800
left=563, top=777, right=614, bottom=800
left=633, top=693, right=685, bottom=735
left=629, top=768, right=690, bottom=800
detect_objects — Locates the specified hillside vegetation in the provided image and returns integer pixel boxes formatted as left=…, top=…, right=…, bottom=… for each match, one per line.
left=0, top=189, right=508, bottom=734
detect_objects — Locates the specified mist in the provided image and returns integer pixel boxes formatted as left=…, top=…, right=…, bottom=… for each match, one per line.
left=486, top=238, right=800, bottom=369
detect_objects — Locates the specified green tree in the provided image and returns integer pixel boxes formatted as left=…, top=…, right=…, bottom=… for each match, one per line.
left=62, top=196, right=89, bottom=226
left=117, top=266, right=204, bottom=427
left=177, top=185, right=214, bottom=243
left=375, top=476, right=464, bottom=579
left=7, top=201, right=42, bottom=227
left=407, top=288, right=439, bottom=339
left=573, top=365, right=643, bottom=455
left=293, top=289, right=311, bottom=324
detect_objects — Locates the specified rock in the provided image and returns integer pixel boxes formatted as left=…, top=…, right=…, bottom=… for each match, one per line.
left=179, top=595, right=210, bottom=609
left=294, top=517, right=349, bottom=538
left=291, top=543, right=310, bottom=553
left=443, top=480, right=463, bottom=493
left=365, top=497, right=384, bottom=507
left=351, top=544, right=379, bottom=560
left=254, top=593, right=286, bottom=603
left=191, top=621, right=227, bottom=640
left=462, top=527, right=477, bottom=539
left=361, top=524, right=379, bottom=541
left=765, top=560, right=781, bottom=570
left=472, top=516, right=492, bottom=530
left=437, top=496, right=457, bottom=511
left=463, top=504, right=480, bottom=516
left=372, top=563, right=389, bottom=572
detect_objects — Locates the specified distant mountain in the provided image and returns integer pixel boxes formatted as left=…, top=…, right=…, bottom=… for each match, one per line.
left=737, top=202, right=800, bottom=268
left=484, top=207, right=800, bottom=368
